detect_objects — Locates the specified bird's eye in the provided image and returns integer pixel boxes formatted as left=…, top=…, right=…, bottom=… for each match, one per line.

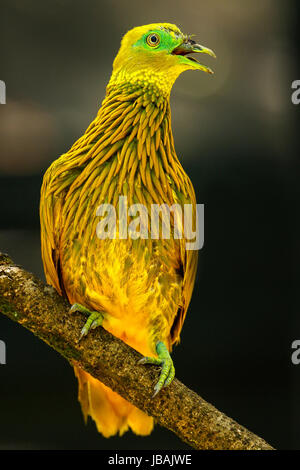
left=146, top=33, right=160, bottom=47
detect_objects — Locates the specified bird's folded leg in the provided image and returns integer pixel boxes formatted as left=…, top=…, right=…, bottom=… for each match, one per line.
left=138, top=341, right=175, bottom=397
left=69, top=303, right=104, bottom=341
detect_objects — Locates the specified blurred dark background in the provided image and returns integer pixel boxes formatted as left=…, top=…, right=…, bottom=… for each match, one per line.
left=0, top=0, right=299, bottom=450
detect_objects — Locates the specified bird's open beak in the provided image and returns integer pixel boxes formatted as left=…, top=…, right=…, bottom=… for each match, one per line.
left=172, top=39, right=216, bottom=74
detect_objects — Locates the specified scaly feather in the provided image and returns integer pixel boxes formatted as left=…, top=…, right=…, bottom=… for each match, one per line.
left=40, top=22, right=215, bottom=438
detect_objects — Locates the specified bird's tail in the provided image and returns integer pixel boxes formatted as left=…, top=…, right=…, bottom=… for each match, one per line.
left=74, top=366, right=154, bottom=437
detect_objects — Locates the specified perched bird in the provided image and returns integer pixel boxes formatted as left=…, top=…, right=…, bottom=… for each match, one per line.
left=40, top=23, right=215, bottom=437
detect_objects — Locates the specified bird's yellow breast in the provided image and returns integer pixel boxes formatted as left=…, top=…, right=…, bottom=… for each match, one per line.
left=60, top=195, right=183, bottom=356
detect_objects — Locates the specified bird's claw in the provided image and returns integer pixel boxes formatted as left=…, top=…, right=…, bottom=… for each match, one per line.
left=79, top=312, right=104, bottom=341
left=69, top=303, right=103, bottom=342
left=138, top=341, right=175, bottom=398
left=152, top=355, right=175, bottom=397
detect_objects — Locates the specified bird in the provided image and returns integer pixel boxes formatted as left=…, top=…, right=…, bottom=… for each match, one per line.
left=40, top=23, right=215, bottom=438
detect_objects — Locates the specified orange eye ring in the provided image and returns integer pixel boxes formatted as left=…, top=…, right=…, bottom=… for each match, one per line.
left=146, top=33, right=160, bottom=47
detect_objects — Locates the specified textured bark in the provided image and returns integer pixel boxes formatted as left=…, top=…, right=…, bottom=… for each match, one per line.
left=0, top=252, right=274, bottom=450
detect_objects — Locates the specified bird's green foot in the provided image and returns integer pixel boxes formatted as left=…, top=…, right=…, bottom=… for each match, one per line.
left=69, top=303, right=104, bottom=341
left=138, top=341, right=175, bottom=397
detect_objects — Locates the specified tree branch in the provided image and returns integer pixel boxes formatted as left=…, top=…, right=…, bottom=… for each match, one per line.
left=0, top=252, right=274, bottom=450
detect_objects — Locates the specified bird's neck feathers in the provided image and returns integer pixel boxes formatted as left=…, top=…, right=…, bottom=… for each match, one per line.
left=72, top=78, right=178, bottom=170
left=59, top=76, right=189, bottom=205
left=107, top=63, right=180, bottom=99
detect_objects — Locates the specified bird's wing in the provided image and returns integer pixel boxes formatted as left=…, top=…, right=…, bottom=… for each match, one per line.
left=40, top=164, right=64, bottom=294
left=40, top=159, right=81, bottom=295
left=170, top=179, right=199, bottom=346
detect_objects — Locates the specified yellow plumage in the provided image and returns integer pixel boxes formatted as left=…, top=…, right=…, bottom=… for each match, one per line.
left=40, top=23, right=214, bottom=437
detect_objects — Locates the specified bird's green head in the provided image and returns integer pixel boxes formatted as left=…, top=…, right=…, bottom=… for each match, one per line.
left=108, top=23, right=216, bottom=96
